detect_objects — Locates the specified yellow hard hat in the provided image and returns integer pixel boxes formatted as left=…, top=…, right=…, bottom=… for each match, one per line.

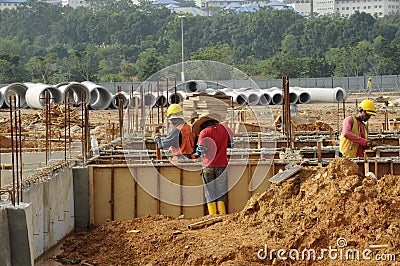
left=368, top=77, right=372, bottom=80
left=358, top=99, right=376, bottom=115
left=166, top=104, right=183, bottom=117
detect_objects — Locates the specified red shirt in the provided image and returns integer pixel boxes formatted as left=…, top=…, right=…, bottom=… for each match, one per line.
left=197, top=124, right=234, bottom=167
left=342, top=116, right=368, bottom=158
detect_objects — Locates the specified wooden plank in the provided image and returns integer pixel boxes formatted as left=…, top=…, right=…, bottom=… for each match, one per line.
left=135, top=166, right=158, bottom=217
left=181, top=164, right=204, bottom=218
left=92, top=167, right=112, bottom=226
left=113, top=168, right=135, bottom=220
left=159, top=166, right=181, bottom=217
left=88, top=166, right=95, bottom=225
left=228, top=165, right=249, bottom=214
left=251, top=162, right=272, bottom=194
left=269, top=165, right=302, bottom=184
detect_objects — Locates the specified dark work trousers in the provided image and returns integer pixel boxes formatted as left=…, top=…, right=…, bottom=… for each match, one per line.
left=201, top=166, right=227, bottom=203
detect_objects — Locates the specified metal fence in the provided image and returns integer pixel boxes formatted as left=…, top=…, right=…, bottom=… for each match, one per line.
left=97, top=74, right=400, bottom=93
left=2, top=74, right=400, bottom=93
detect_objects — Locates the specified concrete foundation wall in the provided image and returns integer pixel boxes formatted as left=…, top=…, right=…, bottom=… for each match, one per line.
left=7, top=202, right=34, bottom=266
left=0, top=206, right=11, bottom=266
left=0, top=150, right=81, bottom=187
left=23, top=167, right=75, bottom=260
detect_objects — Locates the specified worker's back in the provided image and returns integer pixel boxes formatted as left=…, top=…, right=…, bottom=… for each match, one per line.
left=197, top=124, right=233, bottom=167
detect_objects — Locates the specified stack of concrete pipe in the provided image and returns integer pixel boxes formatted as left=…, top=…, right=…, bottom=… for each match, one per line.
left=0, top=80, right=348, bottom=109
left=176, top=81, right=347, bottom=105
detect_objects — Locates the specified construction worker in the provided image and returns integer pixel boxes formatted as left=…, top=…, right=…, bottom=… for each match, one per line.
left=339, top=99, right=377, bottom=158
left=367, top=77, right=373, bottom=98
left=192, top=114, right=234, bottom=215
left=154, top=104, right=194, bottom=161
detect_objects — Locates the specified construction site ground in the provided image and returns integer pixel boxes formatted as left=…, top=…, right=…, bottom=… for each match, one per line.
left=26, top=92, right=400, bottom=265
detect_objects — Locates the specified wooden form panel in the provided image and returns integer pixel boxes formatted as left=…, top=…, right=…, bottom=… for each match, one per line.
left=135, top=166, right=158, bottom=217
left=158, top=166, right=182, bottom=218
left=90, top=167, right=112, bottom=226
left=251, top=162, right=273, bottom=195
left=113, top=168, right=135, bottom=221
left=181, top=166, right=204, bottom=218
left=227, top=164, right=250, bottom=214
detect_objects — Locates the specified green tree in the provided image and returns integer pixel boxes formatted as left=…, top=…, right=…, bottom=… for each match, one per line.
left=66, top=45, right=100, bottom=81
left=281, top=34, right=299, bottom=58
left=25, top=53, right=57, bottom=83
left=136, top=48, right=162, bottom=81
left=190, top=43, right=233, bottom=64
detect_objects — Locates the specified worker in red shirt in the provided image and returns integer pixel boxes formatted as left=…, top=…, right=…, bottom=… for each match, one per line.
left=193, top=114, right=234, bottom=215
left=339, top=99, right=377, bottom=158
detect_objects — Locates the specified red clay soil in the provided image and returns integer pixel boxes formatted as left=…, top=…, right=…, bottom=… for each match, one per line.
left=55, top=158, right=400, bottom=265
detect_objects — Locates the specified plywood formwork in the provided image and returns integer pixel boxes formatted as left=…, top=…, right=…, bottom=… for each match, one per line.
left=88, top=161, right=272, bottom=226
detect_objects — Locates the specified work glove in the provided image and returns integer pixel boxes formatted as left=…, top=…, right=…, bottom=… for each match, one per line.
left=152, top=132, right=161, bottom=140
left=196, top=145, right=207, bottom=155
left=191, top=153, right=200, bottom=159
left=367, top=140, right=377, bottom=148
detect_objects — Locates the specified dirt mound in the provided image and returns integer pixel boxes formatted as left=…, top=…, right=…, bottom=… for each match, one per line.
left=56, top=158, right=400, bottom=265
left=294, top=121, right=333, bottom=131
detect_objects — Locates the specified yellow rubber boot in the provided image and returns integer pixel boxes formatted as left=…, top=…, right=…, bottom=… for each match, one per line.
left=207, top=202, right=217, bottom=215
left=217, top=201, right=226, bottom=215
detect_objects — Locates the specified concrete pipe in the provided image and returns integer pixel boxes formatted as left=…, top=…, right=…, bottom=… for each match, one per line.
left=264, top=88, right=282, bottom=105
left=0, top=83, right=28, bottom=108
left=237, top=88, right=260, bottom=106
left=303, top=87, right=347, bottom=103
left=290, top=87, right=311, bottom=104
left=0, top=90, right=4, bottom=108
left=258, top=91, right=271, bottom=105
left=57, top=82, right=90, bottom=106
left=289, top=91, right=299, bottom=104
left=109, top=91, right=130, bottom=109
left=81, top=81, right=112, bottom=110
left=25, top=83, right=63, bottom=109
left=155, top=93, right=168, bottom=107
left=129, top=93, right=141, bottom=108
left=143, top=92, right=157, bottom=107
left=214, top=88, right=231, bottom=96
left=224, top=90, right=247, bottom=106
left=185, top=80, right=207, bottom=93
left=168, top=90, right=187, bottom=104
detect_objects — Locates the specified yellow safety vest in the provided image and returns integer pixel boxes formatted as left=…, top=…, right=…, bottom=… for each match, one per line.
left=339, top=116, right=368, bottom=158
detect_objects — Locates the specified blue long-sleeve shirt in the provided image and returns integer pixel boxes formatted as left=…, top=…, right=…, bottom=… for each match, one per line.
left=155, top=118, right=185, bottom=149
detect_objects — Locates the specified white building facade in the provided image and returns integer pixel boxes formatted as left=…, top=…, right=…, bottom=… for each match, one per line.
left=286, top=0, right=400, bottom=17
left=61, top=0, right=90, bottom=8
left=0, top=0, right=25, bottom=10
